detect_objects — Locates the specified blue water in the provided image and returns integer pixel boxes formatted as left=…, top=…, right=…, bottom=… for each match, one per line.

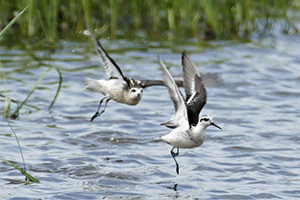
left=1, top=34, right=300, bottom=199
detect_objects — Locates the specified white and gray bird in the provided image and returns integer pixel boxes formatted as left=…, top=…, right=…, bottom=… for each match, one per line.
left=161, top=51, right=208, bottom=128
left=84, top=24, right=183, bottom=121
left=157, top=54, right=221, bottom=174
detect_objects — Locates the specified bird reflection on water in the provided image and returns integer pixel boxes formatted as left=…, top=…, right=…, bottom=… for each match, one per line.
left=166, top=183, right=178, bottom=191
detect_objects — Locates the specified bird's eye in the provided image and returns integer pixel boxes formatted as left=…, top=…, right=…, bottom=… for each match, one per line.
left=141, top=89, right=143, bottom=93
left=201, top=118, right=209, bottom=122
left=131, top=89, right=136, bottom=93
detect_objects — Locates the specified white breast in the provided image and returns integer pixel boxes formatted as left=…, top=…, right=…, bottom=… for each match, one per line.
left=100, top=79, right=141, bottom=105
left=161, top=126, right=206, bottom=149
left=99, top=79, right=127, bottom=102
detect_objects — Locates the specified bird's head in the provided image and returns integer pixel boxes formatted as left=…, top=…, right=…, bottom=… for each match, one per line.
left=199, top=115, right=222, bottom=130
left=127, top=87, right=143, bottom=105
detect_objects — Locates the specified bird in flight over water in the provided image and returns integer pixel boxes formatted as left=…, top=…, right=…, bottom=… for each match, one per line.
left=161, top=51, right=208, bottom=128
left=157, top=54, right=221, bottom=174
left=84, top=24, right=183, bottom=122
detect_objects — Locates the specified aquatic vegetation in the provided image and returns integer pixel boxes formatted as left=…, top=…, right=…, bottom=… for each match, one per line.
left=0, top=67, right=62, bottom=119
left=10, top=68, right=52, bottom=119
left=0, top=121, right=39, bottom=183
left=0, top=5, right=28, bottom=118
left=0, top=0, right=298, bottom=43
left=0, top=5, right=28, bottom=37
left=48, top=68, right=62, bottom=111
left=0, top=6, right=39, bottom=184
left=1, top=5, right=62, bottom=119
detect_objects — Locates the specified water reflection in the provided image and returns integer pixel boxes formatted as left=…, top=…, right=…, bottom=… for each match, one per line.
left=173, top=183, right=178, bottom=191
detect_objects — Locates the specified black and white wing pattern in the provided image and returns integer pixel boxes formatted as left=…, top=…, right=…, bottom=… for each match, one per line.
left=139, top=78, right=184, bottom=88
left=158, top=56, right=189, bottom=129
left=182, top=51, right=207, bottom=126
left=86, top=23, right=125, bottom=80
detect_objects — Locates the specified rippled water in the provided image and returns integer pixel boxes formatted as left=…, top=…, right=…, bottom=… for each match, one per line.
left=1, top=34, right=300, bottom=199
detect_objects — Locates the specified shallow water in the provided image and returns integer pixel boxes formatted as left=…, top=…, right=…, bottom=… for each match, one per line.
left=1, top=34, right=300, bottom=199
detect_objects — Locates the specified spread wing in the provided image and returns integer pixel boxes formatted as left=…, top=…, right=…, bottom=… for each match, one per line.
left=158, top=56, right=189, bottom=129
left=182, top=51, right=207, bottom=125
left=139, top=78, right=183, bottom=88
left=86, top=23, right=125, bottom=80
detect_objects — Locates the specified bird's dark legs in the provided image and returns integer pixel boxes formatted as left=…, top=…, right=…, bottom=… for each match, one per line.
left=91, top=97, right=106, bottom=122
left=99, top=98, right=110, bottom=115
left=171, top=147, right=180, bottom=174
left=91, top=97, right=110, bottom=122
left=175, top=148, right=179, bottom=156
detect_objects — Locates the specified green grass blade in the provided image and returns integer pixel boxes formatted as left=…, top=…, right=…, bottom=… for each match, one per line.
left=0, top=66, right=11, bottom=118
left=0, top=5, right=28, bottom=38
left=7, top=121, right=26, bottom=171
left=0, top=94, right=41, bottom=111
left=11, top=67, right=53, bottom=119
left=48, top=68, right=62, bottom=110
left=0, top=157, right=39, bottom=183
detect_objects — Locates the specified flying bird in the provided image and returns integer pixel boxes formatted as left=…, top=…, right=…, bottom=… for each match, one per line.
left=157, top=55, right=221, bottom=174
left=161, top=51, right=207, bottom=128
left=84, top=24, right=183, bottom=121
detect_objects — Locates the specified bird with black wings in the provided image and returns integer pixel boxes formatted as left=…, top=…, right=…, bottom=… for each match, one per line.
left=84, top=24, right=183, bottom=121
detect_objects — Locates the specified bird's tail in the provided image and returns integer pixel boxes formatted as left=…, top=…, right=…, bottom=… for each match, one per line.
left=84, top=77, right=103, bottom=94
left=154, top=136, right=163, bottom=141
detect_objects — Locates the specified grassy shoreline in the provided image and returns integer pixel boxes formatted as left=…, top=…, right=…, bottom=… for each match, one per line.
left=0, top=0, right=298, bottom=44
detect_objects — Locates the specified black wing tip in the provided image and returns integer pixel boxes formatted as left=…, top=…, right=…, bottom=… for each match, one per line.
left=182, top=50, right=189, bottom=60
left=181, top=51, right=190, bottom=65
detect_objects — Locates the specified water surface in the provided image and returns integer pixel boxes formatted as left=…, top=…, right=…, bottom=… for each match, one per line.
left=1, top=34, right=300, bottom=199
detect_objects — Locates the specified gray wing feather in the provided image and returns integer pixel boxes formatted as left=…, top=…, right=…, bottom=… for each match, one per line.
left=182, top=51, right=207, bottom=125
left=182, top=51, right=201, bottom=100
left=158, top=56, right=189, bottom=129
left=86, top=23, right=125, bottom=80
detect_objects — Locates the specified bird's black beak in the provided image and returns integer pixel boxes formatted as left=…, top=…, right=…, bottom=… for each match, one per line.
left=211, top=122, right=222, bottom=130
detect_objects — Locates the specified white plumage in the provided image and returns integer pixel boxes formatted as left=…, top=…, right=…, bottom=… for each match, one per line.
left=157, top=54, right=221, bottom=174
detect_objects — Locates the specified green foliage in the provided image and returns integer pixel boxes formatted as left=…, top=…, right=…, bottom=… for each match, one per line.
left=0, top=157, right=39, bottom=183
left=48, top=68, right=62, bottom=111
left=0, top=121, right=40, bottom=183
left=0, top=5, right=62, bottom=119
left=10, top=67, right=52, bottom=119
left=38, top=0, right=59, bottom=46
left=0, top=5, right=28, bottom=118
left=0, top=0, right=297, bottom=42
left=1, top=66, right=62, bottom=119
left=0, top=5, right=28, bottom=37
left=0, top=68, right=9, bottom=118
